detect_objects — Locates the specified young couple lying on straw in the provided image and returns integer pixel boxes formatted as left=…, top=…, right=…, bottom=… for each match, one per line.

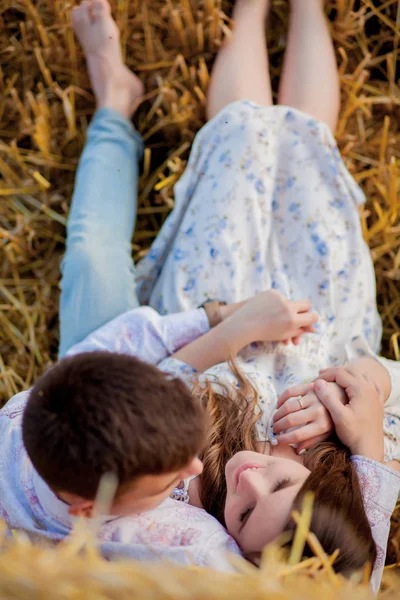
left=1, top=0, right=400, bottom=593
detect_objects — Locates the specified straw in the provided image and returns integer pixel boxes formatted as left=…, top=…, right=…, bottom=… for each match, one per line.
left=0, top=0, right=399, bottom=593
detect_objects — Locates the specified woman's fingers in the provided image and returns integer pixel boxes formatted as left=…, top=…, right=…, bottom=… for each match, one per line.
left=275, top=422, right=323, bottom=446
left=273, top=394, right=311, bottom=423
left=277, top=384, right=313, bottom=409
left=296, top=433, right=330, bottom=454
left=314, top=379, right=347, bottom=423
left=273, top=405, right=315, bottom=434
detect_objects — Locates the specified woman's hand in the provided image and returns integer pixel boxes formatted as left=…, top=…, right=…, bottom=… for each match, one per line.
left=229, top=291, right=319, bottom=346
left=272, top=381, right=347, bottom=453
left=314, top=366, right=385, bottom=462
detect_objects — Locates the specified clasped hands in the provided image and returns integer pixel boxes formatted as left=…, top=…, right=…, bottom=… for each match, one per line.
left=272, top=367, right=385, bottom=462
left=220, top=290, right=385, bottom=462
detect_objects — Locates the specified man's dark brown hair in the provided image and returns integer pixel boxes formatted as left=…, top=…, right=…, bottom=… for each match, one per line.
left=22, top=352, right=205, bottom=499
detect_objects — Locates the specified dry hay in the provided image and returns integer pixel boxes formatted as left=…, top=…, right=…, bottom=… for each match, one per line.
left=0, top=0, right=400, bottom=596
left=0, top=507, right=398, bottom=600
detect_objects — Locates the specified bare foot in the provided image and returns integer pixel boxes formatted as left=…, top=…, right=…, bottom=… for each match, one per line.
left=72, top=0, right=144, bottom=119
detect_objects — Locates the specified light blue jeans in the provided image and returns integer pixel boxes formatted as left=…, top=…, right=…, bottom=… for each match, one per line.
left=59, top=109, right=143, bottom=358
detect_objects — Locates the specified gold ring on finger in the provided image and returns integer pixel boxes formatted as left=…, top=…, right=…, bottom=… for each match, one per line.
left=297, top=397, right=304, bottom=410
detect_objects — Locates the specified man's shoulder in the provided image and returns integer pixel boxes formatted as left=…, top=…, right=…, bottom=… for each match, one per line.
left=1, top=390, right=30, bottom=420
left=0, top=391, right=30, bottom=451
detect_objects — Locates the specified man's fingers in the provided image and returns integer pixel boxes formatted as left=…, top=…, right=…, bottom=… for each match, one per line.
left=293, top=299, right=311, bottom=313
left=277, top=384, right=313, bottom=409
left=314, top=379, right=347, bottom=423
left=318, top=367, right=358, bottom=389
left=302, top=325, right=317, bottom=333
left=297, top=312, right=319, bottom=327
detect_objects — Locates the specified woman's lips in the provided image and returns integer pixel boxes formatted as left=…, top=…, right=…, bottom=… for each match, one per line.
left=234, top=463, right=264, bottom=491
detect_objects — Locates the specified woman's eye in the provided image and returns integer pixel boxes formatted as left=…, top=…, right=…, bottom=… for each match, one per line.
left=272, top=478, right=291, bottom=493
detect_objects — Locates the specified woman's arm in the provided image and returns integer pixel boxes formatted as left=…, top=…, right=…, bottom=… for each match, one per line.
left=351, top=456, right=400, bottom=594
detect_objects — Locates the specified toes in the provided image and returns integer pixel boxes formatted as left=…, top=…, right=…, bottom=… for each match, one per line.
left=92, top=0, right=111, bottom=16
left=72, top=2, right=91, bottom=29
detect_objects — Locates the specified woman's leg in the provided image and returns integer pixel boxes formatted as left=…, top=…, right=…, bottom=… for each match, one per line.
left=278, top=0, right=340, bottom=132
left=59, top=0, right=144, bottom=357
left=206, top=0, right=273, bottom=120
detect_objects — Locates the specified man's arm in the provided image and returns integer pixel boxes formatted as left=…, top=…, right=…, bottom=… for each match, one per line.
left=173, top=291, right=318, bottom=372
left=66, top=306, right=212, bottom=365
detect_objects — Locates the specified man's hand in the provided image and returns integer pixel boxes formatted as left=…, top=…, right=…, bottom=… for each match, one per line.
left=173, top=291, right=318, bottom=373
left=227, top=290, right=318, bottom=346
left=315, top=367, right=385, bottom=462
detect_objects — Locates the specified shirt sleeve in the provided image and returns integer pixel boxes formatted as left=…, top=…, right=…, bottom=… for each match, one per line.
left=66, top=306, right=210, bottom=366
left=0, top=390, right=30, bottom=417
left=195, top=529, right=242, bottom=572
left=351, top=455, right=400, bottom=593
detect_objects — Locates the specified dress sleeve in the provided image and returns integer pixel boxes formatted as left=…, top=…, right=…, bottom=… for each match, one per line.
left=158, top=357, right=199, bottom=388
left=351, top=455, right=400, bottom=593
left=345, top=340, right=400, bottom=463
left=66, top=306, right=210, bottom=366
left=377, top=357, right=400, bottom=462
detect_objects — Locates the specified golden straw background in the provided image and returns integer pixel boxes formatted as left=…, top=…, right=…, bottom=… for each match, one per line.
left=0, top=0, right=399, bottom=596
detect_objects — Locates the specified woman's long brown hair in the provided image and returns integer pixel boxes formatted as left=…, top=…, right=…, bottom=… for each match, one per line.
left=196, top=365, right=377, bottom=574
left=196, top=362, right=260, bottom=525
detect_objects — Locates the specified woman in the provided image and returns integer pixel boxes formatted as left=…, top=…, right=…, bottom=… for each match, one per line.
left=65, top=0, right=400, bottom=590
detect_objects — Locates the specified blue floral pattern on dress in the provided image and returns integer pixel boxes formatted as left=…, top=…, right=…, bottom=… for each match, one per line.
left=135, top=101, right=397, bottom=456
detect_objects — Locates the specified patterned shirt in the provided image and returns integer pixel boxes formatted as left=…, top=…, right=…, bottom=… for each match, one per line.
left=0, top=306, right=399, bottom=591
left=0, top=306, right=240, bottom=571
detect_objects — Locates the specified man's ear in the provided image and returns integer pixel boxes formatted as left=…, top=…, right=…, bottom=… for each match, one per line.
left=183, top=457, right=203, bottom=478
left=61, top=492, right=95, bottom=518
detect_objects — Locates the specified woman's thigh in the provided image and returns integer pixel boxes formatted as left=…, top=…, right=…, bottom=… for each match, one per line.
left=137, top=102, right=381, bottom=350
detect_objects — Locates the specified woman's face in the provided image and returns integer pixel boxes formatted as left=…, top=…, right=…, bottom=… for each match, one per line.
left=224, top=451, right=310, bottom=555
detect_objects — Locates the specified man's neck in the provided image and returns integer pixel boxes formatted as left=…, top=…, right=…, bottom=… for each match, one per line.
left=187, top=477, right=203, bottom=509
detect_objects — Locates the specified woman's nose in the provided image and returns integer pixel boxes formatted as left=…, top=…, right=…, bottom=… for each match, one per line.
left=238, top=470, right=264, bottom=496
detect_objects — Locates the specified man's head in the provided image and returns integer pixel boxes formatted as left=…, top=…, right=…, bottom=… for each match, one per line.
left=23, top=352, right=204, bottom=517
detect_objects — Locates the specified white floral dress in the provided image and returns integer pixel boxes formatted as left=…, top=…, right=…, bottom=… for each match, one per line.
left=135, top=100, right=400, bottom=462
